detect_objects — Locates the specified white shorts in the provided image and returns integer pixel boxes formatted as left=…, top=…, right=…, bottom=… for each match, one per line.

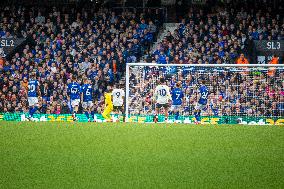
left=195, top=103, right=206, bottom=110
left=82, top=101, right=94, bottom=109
left=113, top=103, right=123, bottom=107
left=28, top=97, right=38, bottom=106
left=171, top=105, right=182, bottom=111
left=71, top=99, right=80, bottom=108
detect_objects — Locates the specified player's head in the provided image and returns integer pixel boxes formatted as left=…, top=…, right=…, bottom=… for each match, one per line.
left=30, top=72, right=36, bottom=79
left=200, top=79, right=206, bottom=85
left=176, top=81, right=182, bottom=88
left=72, top=75, right=77, bottom=82
left=84, top=78, right=90, bottom=84
left=121, top=84, right=125, bottom=89
left=160, top=77, right=165, bottom=84
left=107, top=84, right=113, bottom=92
left=119, top=80, right=125, bottom=89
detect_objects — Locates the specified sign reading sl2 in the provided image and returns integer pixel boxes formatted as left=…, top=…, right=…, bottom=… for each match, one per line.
left=0, top=38, right=25, bottom=57
left=0, top=39, right=15, bottom=47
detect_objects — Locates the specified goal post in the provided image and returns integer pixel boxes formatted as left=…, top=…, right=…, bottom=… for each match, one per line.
left=125, top=63, right=284, bottom=124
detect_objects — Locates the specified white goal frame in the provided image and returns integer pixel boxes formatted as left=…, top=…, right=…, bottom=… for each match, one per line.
left=125, top=63, right=284, bottom=122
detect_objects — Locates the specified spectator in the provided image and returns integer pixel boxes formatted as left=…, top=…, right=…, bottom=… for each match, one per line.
left=150, top=3, right=283, bottom=65
left=236, top=54, right=249, bottom=64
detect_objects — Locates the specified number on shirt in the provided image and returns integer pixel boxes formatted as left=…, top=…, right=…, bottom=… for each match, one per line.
left=71, top=88, right=78, bottom=94
left=28, top=84, right=35, bottom=92
left=201, top=91, right=208, bottom=99
left=85, top=88, right=91, bottom=96
left=175, top=93, right=180, bottom=100
left=158, top=89, right=166, bottom=96
left=115, top=92, right=121, bottom=98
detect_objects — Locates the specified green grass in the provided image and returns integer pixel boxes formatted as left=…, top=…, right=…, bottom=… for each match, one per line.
left=0, top=122, right=283, bottom=189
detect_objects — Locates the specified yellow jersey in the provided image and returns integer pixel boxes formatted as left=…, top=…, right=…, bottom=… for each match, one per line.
left=104, top=92, right=113, bottom=107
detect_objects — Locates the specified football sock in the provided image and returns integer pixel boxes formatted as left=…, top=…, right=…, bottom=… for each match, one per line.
left=91, top=111, right=95, bottom=120
left=194, top=111, right=201, bottom=122
left=32, top=107, right=38, bottom=115
left=175, top=112, right=179, bottom=120
left=85, top=111, right=89, bottom=119
left=29, top=107, right=38, bottom=117
left=197, top=111, right=201, bottom=122
left=29, top=107, right=33, bottom=117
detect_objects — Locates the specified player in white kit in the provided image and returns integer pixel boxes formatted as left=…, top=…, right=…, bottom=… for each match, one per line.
left=112, top=84, right=125, bottom=113
left=153, top=77, right=171, bottom=123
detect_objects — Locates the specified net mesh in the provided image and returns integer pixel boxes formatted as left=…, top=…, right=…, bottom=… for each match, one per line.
left=127, top=65, right=284, bottom=124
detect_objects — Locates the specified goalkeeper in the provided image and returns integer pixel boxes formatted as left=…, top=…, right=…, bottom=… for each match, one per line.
left=102, top=87, right=114, bottom=122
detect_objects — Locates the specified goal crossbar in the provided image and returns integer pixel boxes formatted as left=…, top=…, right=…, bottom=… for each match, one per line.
left=126, top=63, right=284, bottom=67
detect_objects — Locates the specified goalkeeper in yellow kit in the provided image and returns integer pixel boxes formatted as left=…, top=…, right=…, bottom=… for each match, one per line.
left=102, top=87, right=113, bottom=122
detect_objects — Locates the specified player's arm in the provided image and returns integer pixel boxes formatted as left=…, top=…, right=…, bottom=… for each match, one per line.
left=79, top=85, right=82, bottom=94
left=108, top=93, right=113, bottom=106
left=78, top=86, right=81, bottom=101
left=67, top=85, right=71, bottom=101
left=166, top=87, right=172, bottom=103
left=37, top=84, right=41, bottom=97
left=153, top=88, right=158, bottom=103
left=196, top=91, right=201, bottom=101
left=80, top=89, right=84, bottom=102
left=105, top=93, right=111, bottom=107
left=193, top=86, right=200, bottom=100
left=122, top=90, right=125, bottom=101
left=181, top=91, right=185, bottom=106
left=104, top=93, right=108, bottom=107
left=193, top=84, right=198, bottom=91
left=92, top=88, right=96, bottom=104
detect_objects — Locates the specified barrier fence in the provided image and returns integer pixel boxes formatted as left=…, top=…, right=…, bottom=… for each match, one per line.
left=0, top=113, right=283, bottom=125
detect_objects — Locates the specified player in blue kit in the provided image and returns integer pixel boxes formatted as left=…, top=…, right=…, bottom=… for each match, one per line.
left=28, top=72, right=41, bottom=120
left=194, top=79, right=209, bottom=124
left=81, top=78, right=94, bottom=122
left=171, top=81, right=184, bottom=122
left=67, top=76, right=81, bottom=121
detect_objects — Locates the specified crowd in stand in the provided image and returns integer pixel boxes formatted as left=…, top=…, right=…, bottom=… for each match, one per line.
left=148, top=5, right=283, bottom=65
left=0, top=5, right=161, bottom=113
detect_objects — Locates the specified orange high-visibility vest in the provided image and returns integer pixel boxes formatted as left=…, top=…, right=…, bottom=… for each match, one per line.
left=268, top=57, right=279, bottom=76
left=0, top=58, right=4, bottom=67
left=236, top=58, right=249, bottom=64
left=236, top=57, right=249, bottom=75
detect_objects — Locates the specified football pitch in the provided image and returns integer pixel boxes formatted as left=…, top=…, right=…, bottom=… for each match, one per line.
left=0, top=122, right=283, bottom=189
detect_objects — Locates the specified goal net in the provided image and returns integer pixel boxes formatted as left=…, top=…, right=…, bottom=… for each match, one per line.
left=125, top=63, right=284, bottom=125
